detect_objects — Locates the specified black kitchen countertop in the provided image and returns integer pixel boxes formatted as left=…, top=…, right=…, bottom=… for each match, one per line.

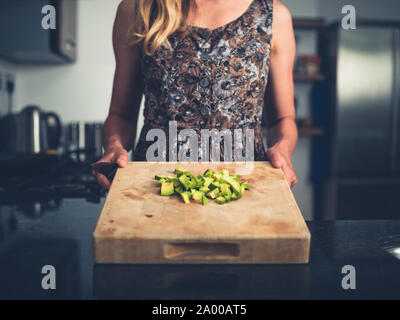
left=0, top=196, right=399, bottom=300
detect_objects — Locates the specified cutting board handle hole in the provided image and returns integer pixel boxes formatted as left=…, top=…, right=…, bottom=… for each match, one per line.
left=164, top=243, right=240, bottom=260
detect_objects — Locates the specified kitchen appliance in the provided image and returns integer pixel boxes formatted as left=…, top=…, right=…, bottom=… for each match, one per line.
left=314, top=21, right=400, bottom=219
left=0, top=0, right=77, bottom=64
left=64, top=122, right=103, bottom=163
left=0, top=105, right=62, bottom=154
left=93, top=162, right=311, bottom=264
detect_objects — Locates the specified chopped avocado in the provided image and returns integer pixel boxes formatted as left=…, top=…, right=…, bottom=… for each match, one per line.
left=155, top=175, right=167, bottom=180
left=178, top=174, right=191, bottom=190
left=226, top=177, right=241, bottom=194
left=232, top=174, right=240, bottom=181
left=220, top=183, right=230, bottom=194
left=212, top=172, right=222, bottom=180
left=234, top=184, right=246, bottom=199
left=157, top=178, right=166, bottom=186
left=180, top=192, right=191, bottom=204
left=190, top=178, right=198, bottom=189
left=202, top=195, right=210, bottom=205
left=192, top=175, right=203, bottom=189
left=199, top=186, right=210, bottom=193
left=174, top=168, right=186, bottom=176
left=216, top=196, right=226, bottom=204
left=161, top=182, right=174, bottom=196
left=192, top=190, right=203, bottom=201
left=207, top=188, right=220, bottom=199
left=210, top=181, right=220, bottom=189
left=241, top=181, right=250, bottom=190
left=221, top=186, right=232, bottom=199
left=156, top=168, right=250, bottom=205
left=203, top=177, right=214, bottom=188
left=168, top=177, right=180, bottom=187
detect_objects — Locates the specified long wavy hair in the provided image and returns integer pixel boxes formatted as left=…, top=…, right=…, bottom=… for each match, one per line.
left=128, top=0, right=191, bottom=56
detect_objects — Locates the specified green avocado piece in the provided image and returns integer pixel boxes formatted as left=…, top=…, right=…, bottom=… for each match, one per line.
left=161, top=182, right=174, bottom=196
left=192, top=190, right=203, bottom=201
left=232, top=174, right=240, bottom=181
left=155, top=175, right=167, bottom=180
left=241, top=181, right=250, bottom=190
left=212, top=172, right=222, bottom=180
left=199, top=186, right=210, bottom=193
left=178, top=174, right=191, bottom=190
left=190, top=177, right=200, bottom=189
left=192, top=175, right=203, bottom=188
left=180, top=192, right=191, bottom=204
left=174, top=168, right=192, bottom=177
left=168, top=177, right=180, bottom=187
left=221, top=185, right=232, bottom=198
left=203, top=177, right=214, bottom=188
left=216, top=196, right=226, bottom=204
left=222, top=169, right=229, bottom=179
left=202, top=195, right=210, bottom=205
left=207, top=188, right=220, bottom=199
left=231, top=192, right=238, bottom=200
left=225, top=177, right=241, bottom=194
left=174, top=168, right=186, bottom=176
left=234, top=184, right=245, bottom=199
left=210, top=181, right=220, bottom=189
left=157, top=178, right=166, bottom=186
left=203, top=169, right=213, bottom=177
left=220, top=183, right=229, bottom=194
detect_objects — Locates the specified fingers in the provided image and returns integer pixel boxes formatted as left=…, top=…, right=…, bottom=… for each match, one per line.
left=267, top=149, right=298, bottom=188
left=92, top=171, right=111, bottom=190
left=282, top=165, right=298, bottom=188
left=92, top=147, right=128, bottom=190
left=267, top=150, right=283, bottom=168
left=112, top=149, right=128, bottom=168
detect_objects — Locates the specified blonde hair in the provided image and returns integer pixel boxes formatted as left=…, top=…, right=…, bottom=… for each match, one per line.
left=129, top=0, right=190, bottom=56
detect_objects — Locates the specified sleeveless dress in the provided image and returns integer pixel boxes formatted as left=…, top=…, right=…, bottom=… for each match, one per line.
left=133, top=0, right=273, bottom=161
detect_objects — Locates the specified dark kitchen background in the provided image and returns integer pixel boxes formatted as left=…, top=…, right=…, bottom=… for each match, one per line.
left=0, top=0, right=400, bottom=220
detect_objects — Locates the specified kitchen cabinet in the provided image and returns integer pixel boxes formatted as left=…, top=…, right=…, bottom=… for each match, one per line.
left=0, top=0, right=77, bottom=64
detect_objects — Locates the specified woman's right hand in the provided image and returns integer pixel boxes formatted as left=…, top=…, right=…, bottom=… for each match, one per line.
left=92, top=147, right=129, bottom=190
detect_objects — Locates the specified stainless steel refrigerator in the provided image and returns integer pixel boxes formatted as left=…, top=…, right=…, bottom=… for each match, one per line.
left=315, top=21, right=400, bottom=220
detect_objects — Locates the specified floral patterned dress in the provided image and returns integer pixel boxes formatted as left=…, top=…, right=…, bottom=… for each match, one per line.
left=133, top=0, right=273, bottom=161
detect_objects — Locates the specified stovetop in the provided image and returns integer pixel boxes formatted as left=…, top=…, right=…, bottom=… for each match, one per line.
left=0, top=155, right=105, bottom=217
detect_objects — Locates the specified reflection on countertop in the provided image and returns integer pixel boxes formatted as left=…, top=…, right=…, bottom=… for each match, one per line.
left=0, top=181, right=399, bottom=298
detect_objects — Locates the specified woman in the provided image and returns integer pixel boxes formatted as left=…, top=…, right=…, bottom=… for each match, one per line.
left=94, top=0, right=298, bottom=189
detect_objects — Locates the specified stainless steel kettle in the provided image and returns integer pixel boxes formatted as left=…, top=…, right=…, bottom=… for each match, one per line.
left=0, top=105, right=62, bottom=154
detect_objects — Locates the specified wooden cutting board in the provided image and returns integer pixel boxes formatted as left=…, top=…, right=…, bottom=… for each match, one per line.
left=93, top=161, right=310, bottom=264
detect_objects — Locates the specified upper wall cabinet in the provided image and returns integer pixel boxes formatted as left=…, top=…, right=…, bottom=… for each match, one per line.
left=0, top=0, right=77, bottom=64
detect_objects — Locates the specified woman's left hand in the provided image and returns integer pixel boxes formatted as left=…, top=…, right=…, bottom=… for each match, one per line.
left=267, top=144, right=298, bottom=188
